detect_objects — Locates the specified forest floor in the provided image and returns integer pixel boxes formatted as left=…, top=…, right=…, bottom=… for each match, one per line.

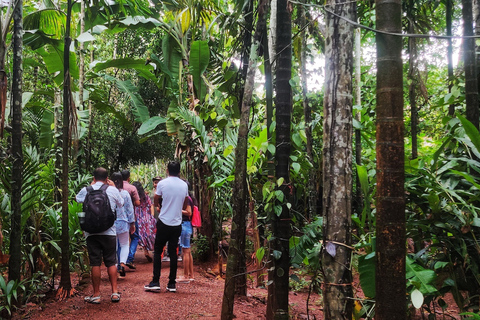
left=9, top=248, right=464, bottom=320
left=11, top=249, right=324, bottom=320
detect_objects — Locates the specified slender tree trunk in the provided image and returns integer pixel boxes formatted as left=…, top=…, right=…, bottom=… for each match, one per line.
left=354, top=27, right=363, bottom=216
left=475, top=0, right=480, bottom=109
left=264, top=6, right=275, bottom=180
left=58, top=0, right=73, bottom=299
left=269, top=0, right=292, bottom=318
left=221, top=2, right=269, bottom=319
left=407, top=8, right=418, bottom=159
left=462, top=0, right=479, bottom=129
left=8, top=0, right=23, bottom=283
left=321, top=1, right=355, bottom=319
left=0, top=11, right=8, bottom=140
left=375, top=0, right=406, bottom=318
left=447, top=0, right=455, bottom=117
left=298, top=0, right=316, bottom=221
left=264, top=3, right=275, bottom=317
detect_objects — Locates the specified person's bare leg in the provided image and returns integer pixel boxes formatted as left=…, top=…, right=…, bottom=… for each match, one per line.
left=91, top=266, right=101, bottom=296
left=107, top=265, right=118, bottom=294
left=188, top=250, right=194, bottom=279
left=183, top=248, right=192, bottom=278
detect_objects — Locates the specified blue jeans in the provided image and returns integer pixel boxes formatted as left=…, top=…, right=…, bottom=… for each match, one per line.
left=127, top=220, right=140, bottom=264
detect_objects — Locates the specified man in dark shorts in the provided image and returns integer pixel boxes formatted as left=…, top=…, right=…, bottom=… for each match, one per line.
left=76, top=167, right=124, bottom=303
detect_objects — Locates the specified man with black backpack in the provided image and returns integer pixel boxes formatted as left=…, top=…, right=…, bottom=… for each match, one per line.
left=76, top=167, right=124, bottom=304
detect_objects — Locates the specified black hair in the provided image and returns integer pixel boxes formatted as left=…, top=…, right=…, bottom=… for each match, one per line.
left=167, top=161, right=181, bottom=176
left=189, top=191, right=198, bottom=207
left=121, top=169, right=130, bottom=181
left=111, top=172, right=123, bottom=190
left=93, top=167, right=108, bottom=181
left=132, top=181, right=147, bottom=202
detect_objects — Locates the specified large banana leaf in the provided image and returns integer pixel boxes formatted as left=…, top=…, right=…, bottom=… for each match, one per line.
left=35, top=43, right=79, bottom=86
left=24, top=9, right=66, bottom=39
left=93, top=58, right=157, bottom=82
left=162, top=33, right=184, bottom=80
left=189, top=40, right=210, bottom=102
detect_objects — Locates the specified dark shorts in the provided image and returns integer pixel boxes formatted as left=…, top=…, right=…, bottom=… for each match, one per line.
left=86, top=235, right=117, bottom=267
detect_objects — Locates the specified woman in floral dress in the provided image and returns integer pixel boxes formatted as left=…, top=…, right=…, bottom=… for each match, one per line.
left=132, top=181, right=157, bottom=262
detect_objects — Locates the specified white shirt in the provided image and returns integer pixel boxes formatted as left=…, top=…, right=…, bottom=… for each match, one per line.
left=155, top=176, right=188, bottom=226
left=76, top=181, right=124, bottom=237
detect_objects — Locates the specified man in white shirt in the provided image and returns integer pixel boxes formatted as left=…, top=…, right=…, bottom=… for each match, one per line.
left=144, top=161, right=189, bottom=292
left=76, top=167, right=124, bottom=303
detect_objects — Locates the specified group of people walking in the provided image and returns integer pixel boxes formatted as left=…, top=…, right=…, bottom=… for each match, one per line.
left=75, top=161, right=195, bottom=303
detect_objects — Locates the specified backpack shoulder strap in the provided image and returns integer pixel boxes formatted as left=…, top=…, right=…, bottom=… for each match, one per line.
left=86, top=185, right=94, bottom=193
left=100, top=184, right=109, bottom=191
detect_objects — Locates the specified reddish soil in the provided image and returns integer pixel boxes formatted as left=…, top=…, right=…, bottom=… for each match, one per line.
left=12, top=250, right=324, bottom=320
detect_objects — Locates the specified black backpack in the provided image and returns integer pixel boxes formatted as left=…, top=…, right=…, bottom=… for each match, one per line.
left=81, top=184, right=116, bottom=233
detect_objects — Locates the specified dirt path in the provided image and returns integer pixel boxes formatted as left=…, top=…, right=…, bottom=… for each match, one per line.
left=13, top=250, right=324, bottom=319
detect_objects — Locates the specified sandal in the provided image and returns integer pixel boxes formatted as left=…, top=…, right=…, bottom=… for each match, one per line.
left=84, top=295, right=101, bottom=304
left=111, top=293, right=121, bottom=303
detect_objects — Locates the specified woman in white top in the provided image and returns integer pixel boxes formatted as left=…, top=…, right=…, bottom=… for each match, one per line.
left=111, top=172, right=135, bottom=277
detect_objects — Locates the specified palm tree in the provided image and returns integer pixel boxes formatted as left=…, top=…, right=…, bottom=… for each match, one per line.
left=221, top=1, right=268, bottom=318
left=462, top=0, right=479, bottom=129
left=268, top=0, right=292, bottom=318
left=375, top=0, right=406, bottom=318
left=9, top=0, right=23, bottom=283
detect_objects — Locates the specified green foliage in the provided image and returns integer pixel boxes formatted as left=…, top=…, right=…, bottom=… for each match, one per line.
left=192, top=234, right=210, bottom=262
left=0, top=275, right=25, bottom=317
left=406, top=117, right=480, bottom=313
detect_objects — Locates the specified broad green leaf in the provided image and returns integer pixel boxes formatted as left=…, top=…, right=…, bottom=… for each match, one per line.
left=406, top=257, right=438, bottom=294
left=162, top=34, right=183, bottom=80
left=93, top=58, right=156, bottom=82
left=277, top=177, right=284, bottom=187
left=39, top=110, right=54, bottom=149
left=138, top=116, right=166, bottom=135
left=256, top=247, right=265, bottom=262
left=292, top=162, right=301, bottom=173
left=358, top=253, right=376, bottom=298
left=189, top=40, right=210, bottom=102
left=458, top=115, right=480, bottom=154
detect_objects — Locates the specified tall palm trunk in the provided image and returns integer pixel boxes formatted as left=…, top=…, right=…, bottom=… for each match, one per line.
left=355, top=27, right=363, bottom=216
left=268, top=0, right=292, bottom=318
left=298, top=0, right=316, bottom=221
left=407, top=4, right=418, bottom=159
left=462, top=0, right=479, bottom=129
left=8, top=0, right=23, bottom=283
left=221, top=2, right=269, bottom=319
left=58, top=0, right=74, bottom=299
left=321, top=1, right=355, bottom=319
left=447, top=0, right=455, bottom=116
left=375, top=0, right=406, bottom=318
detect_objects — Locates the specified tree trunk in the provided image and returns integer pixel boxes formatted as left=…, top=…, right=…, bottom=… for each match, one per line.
left=269, top=0, right=292, bottom=318
left=354, top=27, right=363, bottom=216
left=8, top=0, right=23, bottom=283
left=221, top=2, right=269, bottom=319
left=407, top=4, right=418, bottom=160
left=463, top=0, right=479, bottom=129
left=321, top=1, right=355, bottom=319
left=58, top=0, right=73, bottom=299
left=298, top=0, right=316, bottom=221
left=375, top=0, right=406, bottom=318
left=475, top=0, right=480, bottom=110
left=447, top=0, right=455, bottom=117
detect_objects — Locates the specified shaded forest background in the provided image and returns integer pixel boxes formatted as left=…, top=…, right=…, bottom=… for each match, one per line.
left=1, top=0, right=480, bottom=319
